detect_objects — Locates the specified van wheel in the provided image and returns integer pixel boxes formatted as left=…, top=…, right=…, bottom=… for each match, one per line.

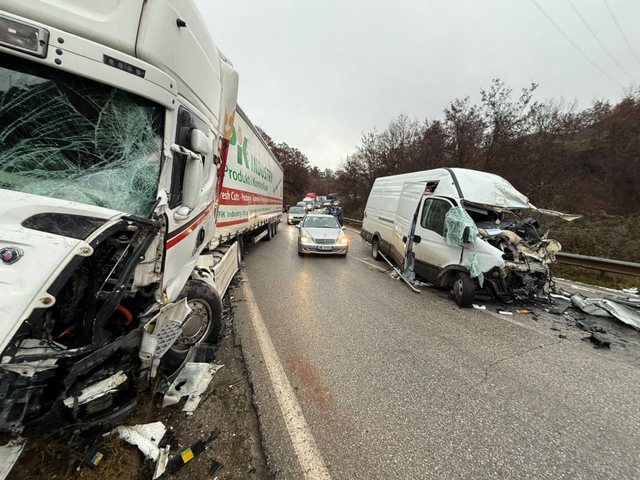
left=371, top=238, right=382, bottom=260
left=452, top=272, right=474, bottom=308
left=163, top=281, right=223, bottom=371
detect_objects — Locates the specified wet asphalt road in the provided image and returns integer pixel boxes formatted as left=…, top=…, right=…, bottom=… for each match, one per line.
left=235, top=223, right=640, bottom=480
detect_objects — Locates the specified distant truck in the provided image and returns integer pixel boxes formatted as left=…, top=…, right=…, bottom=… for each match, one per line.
left=361, top=168, right=574, bottom=307
left=0, top=0, right=282, bottom=437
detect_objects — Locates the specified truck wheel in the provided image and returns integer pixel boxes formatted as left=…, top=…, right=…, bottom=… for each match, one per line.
left=452, top=272, right=474, bottom=308
left=163, top=281, right=223, bottom=371
left=372, top=238, right=381, bottom=260
left=264, top=223, right=273, bottom=241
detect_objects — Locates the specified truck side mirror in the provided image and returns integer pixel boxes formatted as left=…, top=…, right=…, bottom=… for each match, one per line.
left=462, top=226, right=471, bottom=244
left=190, top=128, right=211, bottom=156
left=171, top=143, right=204, bottom=220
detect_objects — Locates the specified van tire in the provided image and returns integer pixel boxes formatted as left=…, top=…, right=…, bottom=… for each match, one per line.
left=452, top=272, right=474, bottom=308
left=371, top=238, right=382, bottom=260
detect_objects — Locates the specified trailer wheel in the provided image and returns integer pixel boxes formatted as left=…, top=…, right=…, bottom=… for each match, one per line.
left=371, top=238, right=382, bottom=260
left=163, top=281, right=223, bottom=370
left=264, top=223, right=273, bottom=241
left=452, top=272, right=474, bottom=308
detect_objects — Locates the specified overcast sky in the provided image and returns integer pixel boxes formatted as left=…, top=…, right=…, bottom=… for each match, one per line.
left=195, top=0, right=640, bottom=170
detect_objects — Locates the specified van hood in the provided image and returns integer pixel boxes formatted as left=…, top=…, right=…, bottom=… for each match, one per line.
left=0, top=190, right=120, bottom=353
left=440, top=169, right=531, bottom=209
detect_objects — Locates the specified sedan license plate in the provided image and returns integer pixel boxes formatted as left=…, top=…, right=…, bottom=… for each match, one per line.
left=317, top=245, right=333, bottom=251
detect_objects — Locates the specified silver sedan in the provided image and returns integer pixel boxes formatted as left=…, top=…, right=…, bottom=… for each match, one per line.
left=296, top=214, right=348, bottom=256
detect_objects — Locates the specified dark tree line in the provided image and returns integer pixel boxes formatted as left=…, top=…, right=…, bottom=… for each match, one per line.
left=260, top=79, right=640, bottom=221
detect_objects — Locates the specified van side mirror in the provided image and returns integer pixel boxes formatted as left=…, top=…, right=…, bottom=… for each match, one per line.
left=413, top=235, right=421, bottom=244
left=462, top=226, right=471, bottom=244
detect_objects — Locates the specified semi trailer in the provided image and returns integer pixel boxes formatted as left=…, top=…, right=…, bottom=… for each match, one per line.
left=0, top=0, right=282, bottom=437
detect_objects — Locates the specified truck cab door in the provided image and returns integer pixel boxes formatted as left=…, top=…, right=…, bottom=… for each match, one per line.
left=411, top=197, right=460, bottom=282
left=163, top=106, right=220, bottom=300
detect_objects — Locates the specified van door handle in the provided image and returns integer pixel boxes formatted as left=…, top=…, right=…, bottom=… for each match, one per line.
left=413, top=235, right=422, bottom=244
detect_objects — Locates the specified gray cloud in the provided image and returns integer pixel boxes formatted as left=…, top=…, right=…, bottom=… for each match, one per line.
left=195, top=0, right=640, bottom=169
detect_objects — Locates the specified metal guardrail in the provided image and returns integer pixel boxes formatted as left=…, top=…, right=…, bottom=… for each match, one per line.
left=344, top=217, right=363, bottom=226
left=342, top=217, right=640, bottom=278
left=555, top=252, right=640, bottom=277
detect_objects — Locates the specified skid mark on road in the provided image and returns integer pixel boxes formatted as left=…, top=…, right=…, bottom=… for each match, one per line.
left=286, top=349, right=337, bottom=422
left=242, top=274, right=332, bottom=480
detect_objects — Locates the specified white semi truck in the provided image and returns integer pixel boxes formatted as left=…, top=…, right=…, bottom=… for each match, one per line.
left=0, top=0, right=282, bottom=435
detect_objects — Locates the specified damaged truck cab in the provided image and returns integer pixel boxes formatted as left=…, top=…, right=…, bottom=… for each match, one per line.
left=362, top=168, right=573, bottom=307
left=0, top=0, right=262, bottom=435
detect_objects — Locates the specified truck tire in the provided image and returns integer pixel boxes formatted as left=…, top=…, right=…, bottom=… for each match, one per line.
left=371, top=238, right=382, bottom=260
left=163, top=281, right=223, bottom=371
left=452, top=271, right=474, bottom=308
left=264, top=223, right=273, bottom=241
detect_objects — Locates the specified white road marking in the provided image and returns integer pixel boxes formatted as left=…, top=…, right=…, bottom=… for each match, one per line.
left=242, top=274, right=332, bottom=480
left=352, top=256, right=388, bottom=272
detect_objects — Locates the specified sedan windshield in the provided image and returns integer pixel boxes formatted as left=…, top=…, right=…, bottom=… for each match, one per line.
left=0, top=53, right=164, bottom=217
left=289, top=207, right=305, bottom=214
left=303, top=216, right=339, bottom=229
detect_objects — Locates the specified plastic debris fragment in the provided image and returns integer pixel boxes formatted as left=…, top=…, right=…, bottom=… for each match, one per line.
left=112, top=422, right=169, bottom=479
left=164, top=429, right=220, bottom=474
left=0, top=438, right=25, bottom=480
left=162, top=362, right=223, bottom=413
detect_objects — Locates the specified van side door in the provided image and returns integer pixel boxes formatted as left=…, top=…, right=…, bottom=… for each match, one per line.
left=411, top=197, right=460, bottom=282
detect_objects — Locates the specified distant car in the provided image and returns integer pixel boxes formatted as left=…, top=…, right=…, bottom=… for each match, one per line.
left=297, top=214, right=348, bottom=257
left=287, top=206, right=306, bottom=224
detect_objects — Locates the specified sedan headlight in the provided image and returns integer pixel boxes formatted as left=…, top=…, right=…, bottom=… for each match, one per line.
left=337, top=235, right=348, bottom=245
left=300, top=235, right=313, bottom=244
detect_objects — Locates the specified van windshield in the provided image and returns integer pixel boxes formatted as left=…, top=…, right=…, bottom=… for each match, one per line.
left=0, top=53, right=164, bottom=217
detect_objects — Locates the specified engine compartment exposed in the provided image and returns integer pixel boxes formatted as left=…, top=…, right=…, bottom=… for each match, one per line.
left=0, top=216, right=160, bottom=435
left=468, top=205, right=561, bottom=302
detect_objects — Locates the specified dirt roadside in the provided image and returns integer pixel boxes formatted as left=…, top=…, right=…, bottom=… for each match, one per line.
left=8, top=278, right=268, bottom=480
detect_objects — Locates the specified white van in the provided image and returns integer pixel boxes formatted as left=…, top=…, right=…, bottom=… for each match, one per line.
left=361, top=168, right=568, bottom=307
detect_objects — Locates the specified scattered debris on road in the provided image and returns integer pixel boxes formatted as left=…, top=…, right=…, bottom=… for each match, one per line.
left=162, top=363, right=224, bottom=414
left=571, top=293, right=640, bottom=331
left=164, top=429, right=220, bottom=475
left=112, top=422, right=169, bottom=479
left=582, top=334, right=611, bottom=349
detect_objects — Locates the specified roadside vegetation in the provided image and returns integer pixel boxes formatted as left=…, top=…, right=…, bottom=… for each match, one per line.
left=259, top=80, right=640, bottom=288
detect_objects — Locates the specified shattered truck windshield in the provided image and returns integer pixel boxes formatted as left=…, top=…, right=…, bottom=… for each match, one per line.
left=0, top=53, right=163, bottom=216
